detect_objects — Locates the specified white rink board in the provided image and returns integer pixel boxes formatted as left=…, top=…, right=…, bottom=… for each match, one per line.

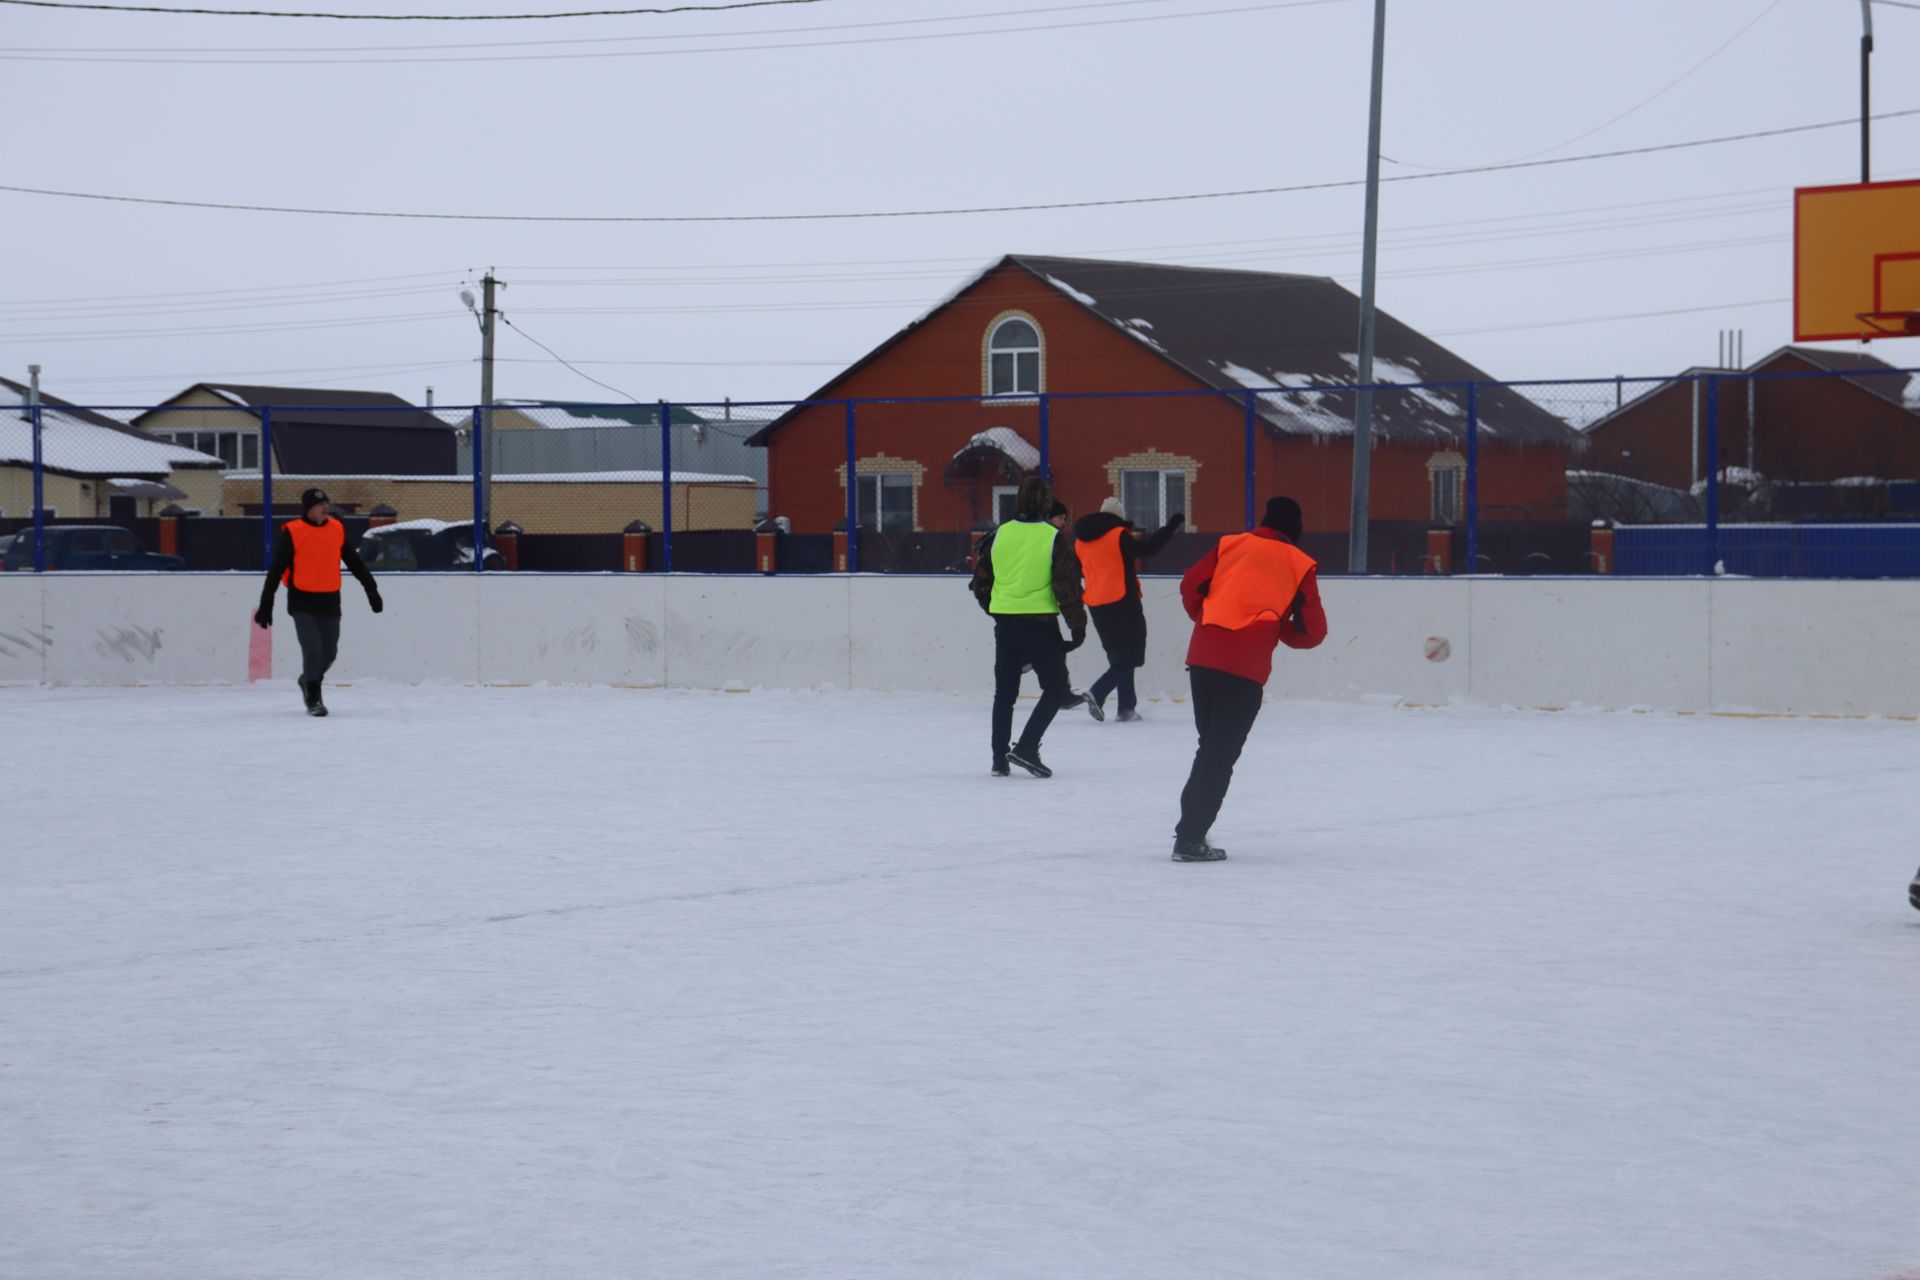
left=3, top=573, right=1918, bottom=717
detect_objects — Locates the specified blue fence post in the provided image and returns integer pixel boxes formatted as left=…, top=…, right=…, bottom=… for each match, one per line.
left=259, top=407, right=274, bottom=569
left=659, top=400, right=674, bottom=574
left=1705, top=375, right=1721, bottom=576
left=1037, top=392, right=1051, bottom=481
left=471, top=407, right=485, bottom=573
left=1243, top=390, right=1258, bottom=530
left=30, top=401, right=45, bottom=573
left=843, top=399, right=859, bottom=573
left=1464, top=382, right=1480, bottom=574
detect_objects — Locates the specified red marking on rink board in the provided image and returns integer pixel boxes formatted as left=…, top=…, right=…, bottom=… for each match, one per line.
left=248, top=614, right=271, bottom=683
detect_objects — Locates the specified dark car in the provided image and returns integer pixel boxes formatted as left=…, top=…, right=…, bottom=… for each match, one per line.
left=357, top=519, right=505, bottom=571
left=2, top=525, right=185, bottom=571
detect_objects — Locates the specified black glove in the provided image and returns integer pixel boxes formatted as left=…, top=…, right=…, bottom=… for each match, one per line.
left=366, top=587, right=384, bottom=614
left=1168, top=512, right=1186, bottom=528
left=253, top=603, right=273, bottom=629
left=1065, top=628, right=1087, bottom=653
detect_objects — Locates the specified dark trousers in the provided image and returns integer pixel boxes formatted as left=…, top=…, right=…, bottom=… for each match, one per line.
left=1089, top=664, right=1137, bottom=713
left=1176, top=666, right=1265, bottom=841
left=992, top=615, right=1072, bottom=759
left=291, top=612, right=341, bottom=685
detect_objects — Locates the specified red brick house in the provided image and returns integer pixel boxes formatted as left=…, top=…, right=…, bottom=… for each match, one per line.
left=1582, top=347, right=1920, bottom=496
left=747, top=255, right=1580, bottom=537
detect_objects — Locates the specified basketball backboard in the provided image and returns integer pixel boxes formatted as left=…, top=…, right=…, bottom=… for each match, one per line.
left=1795, top=179, right=1920, bottom=341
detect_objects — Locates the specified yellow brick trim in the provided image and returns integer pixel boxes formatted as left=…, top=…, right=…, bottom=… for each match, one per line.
left=1104, top=449, right=1201, bottom=532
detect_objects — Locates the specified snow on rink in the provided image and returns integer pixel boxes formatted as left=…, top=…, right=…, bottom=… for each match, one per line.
left=4, top=682, right=1919, bottom=1280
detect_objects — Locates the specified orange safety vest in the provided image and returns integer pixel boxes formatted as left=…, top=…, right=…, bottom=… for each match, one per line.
left=1200, top=533, right=1316, bottom=630
left=283, top=518, right=345, bottom=593
left=1078, top=527, right=1129, bottom=607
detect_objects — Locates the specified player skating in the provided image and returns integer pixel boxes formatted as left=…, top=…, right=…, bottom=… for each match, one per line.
left=1073, top=496, right=1183, bottom=722
left=1171, top=496, right=1325, bottom=861
left=253, top=488, right=383, bottom=717
left=970, top=476, right=1087, bottom=778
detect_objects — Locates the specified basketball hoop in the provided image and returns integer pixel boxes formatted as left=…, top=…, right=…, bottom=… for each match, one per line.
left=1854, top=310, right=1920, bottom=339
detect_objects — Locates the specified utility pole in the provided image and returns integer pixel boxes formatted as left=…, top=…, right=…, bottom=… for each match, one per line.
left=1861, top=0, right=1874, bottom=182
left=478, top=270, right=499, bottom=533
left=1347, top=0, right=1388, bottom=574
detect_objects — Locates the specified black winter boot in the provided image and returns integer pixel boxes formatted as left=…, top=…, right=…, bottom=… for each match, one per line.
left=1006, top=745, right=1051, bottom=778
left=1171, top=837, right=1227, bottom=862
left=1909, top=866, right=1920, bottom=911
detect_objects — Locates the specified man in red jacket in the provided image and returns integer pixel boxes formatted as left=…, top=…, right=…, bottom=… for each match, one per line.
left=1172, top=495, right=1327, bottom=862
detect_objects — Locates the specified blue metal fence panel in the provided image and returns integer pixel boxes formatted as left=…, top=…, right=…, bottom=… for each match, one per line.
left=1616, top=523, right=1920, bottom=577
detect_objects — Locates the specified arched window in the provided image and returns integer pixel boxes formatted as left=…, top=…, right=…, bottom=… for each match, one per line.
left=987, top=317, right=1042, bottom=397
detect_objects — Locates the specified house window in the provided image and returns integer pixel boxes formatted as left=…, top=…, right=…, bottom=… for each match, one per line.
left=992, top=484, right=1020, bottom=525
left=1428, top=451, right=1466, bottom=524
left=987, top=317, right=1042, bottom=397
left=242, top=433, right=260, bottom=470
left=856, top=473, right=915, bottom=533
left=166, top=430, right=256, bottom=469
left=1120, top=469, right=1186, bottom=529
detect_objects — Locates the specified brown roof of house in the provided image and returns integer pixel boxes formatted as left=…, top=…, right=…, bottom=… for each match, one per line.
left=747, top=254, right=1579, bottom=448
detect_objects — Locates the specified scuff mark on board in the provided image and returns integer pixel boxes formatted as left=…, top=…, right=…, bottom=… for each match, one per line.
left=95, top=626, right=163, bottom=664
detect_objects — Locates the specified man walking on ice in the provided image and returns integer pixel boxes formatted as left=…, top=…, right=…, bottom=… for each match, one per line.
left=1172, top=496, right=1325, bottom=861
left=254, top=487, right=383, bottom=717
left=971, top=475, right=1087, bottom=778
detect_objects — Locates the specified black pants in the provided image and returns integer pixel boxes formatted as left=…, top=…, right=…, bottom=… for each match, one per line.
left=291, top=611, right=341, bottom=685
left=992, top=615, right=1072, bottom=760
left=1089, top=664, right=1137, bottom=713
left=1176, top=666, right=1265, bottom=841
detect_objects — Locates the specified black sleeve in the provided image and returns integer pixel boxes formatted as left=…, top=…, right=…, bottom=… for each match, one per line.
left=342, top=539, right=377, bottom=595
left=970, top=530, right=996, bottom=614
left=258, top=526, right=294, bottom=611
left=1131, top=519, right=1180, bottom=561
left=1052, top=531, right=1087, bottom=633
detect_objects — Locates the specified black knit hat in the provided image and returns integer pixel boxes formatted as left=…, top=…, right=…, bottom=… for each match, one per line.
left=300, top=488, right=331, bottom=514
left=1049, top=499, right=1069, bottom=521
left=1260, top=495, right=1303, bottom=542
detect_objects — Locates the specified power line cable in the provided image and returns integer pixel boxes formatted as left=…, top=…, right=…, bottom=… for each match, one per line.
left=0, top=0, right=1342, bottom=61
left=5, top=0, right=1216, bottom=52
left=499, top=313, right=643, bottom=401
left=0, top=0, right=826, bottom=19
left=4, top=108, right=1914, bottom=223
left=1384, top=0, right=1788, bottom=170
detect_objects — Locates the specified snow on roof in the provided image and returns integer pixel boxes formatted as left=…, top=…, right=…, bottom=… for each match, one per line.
left=1043, top=274, right=1099, bottom=307
left=0, top=389, right=223, bottom=476
left=1215, top=362, right=1355, bottom=435
left=954, top=426, right=1040, bottom=471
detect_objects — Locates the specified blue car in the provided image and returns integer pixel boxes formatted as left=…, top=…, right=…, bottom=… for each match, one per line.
left=2, top=525, right=186, bottom=571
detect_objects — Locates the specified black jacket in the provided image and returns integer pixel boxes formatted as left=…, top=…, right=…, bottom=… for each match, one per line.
left=969, top=519, right=1088, bottom=633
left=1071, top=511, right=1180, bottom=605
left=259, top=519, right=378, bottom=619
left=1071, top=512, right=1180, bottom=669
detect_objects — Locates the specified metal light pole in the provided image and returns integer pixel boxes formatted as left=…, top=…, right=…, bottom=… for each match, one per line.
left=463, top=272, right=501, bottom=537
left=1347, top=0, right=1388, bottom=574
left=1862, top=0, right=1874, bottom=182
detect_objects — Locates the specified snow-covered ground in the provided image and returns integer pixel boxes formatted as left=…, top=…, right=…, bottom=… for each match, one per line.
left=4, top=683, right=1918, bottom=1280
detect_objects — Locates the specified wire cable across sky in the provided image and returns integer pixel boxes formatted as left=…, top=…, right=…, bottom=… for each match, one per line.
left=0, top=0, right=825, bottom=19
left=3, top=108, right=1914, bottom=225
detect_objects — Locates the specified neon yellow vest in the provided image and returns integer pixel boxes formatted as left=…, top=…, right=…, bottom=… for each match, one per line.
left=989, top=520, right=1060, bottom=615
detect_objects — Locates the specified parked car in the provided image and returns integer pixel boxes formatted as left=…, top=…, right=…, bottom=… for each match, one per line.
left=1, top=525, right=185, bottom=571
left=357, top=519, right=505, bottom=571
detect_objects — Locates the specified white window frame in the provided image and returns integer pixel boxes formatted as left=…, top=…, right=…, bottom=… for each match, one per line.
left=1427, top=451, right=1466, bottom=525
left=986, top=316, right=1043, bottom=398
left=1119, top=469, right=1186, bottom=530
left=855, top=472, right=915, bottom=533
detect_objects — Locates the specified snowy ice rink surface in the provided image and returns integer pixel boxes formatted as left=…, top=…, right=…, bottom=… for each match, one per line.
left=3, top=682, right=1918, bottom=1280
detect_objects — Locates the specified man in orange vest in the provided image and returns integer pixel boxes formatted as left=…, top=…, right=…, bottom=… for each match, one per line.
left=1172, top=495, right=1326, bottom=861
left=253, top=488, right=383, bottom=717
left=1073, top=496, right=1183, bottom=722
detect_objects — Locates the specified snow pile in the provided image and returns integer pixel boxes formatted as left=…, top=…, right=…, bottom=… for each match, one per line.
left=5, top=685, right=1914, bottom=1279
left=1043, top=273, right=1099, bottom=307
left=953, top=426, right=1040, bottom=472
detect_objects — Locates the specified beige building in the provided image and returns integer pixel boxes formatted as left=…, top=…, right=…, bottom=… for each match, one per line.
left=2, top=379, right=224, bottom=520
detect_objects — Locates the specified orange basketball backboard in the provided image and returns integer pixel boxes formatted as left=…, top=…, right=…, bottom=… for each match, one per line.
left=1795, top=179, right=1920, bottom=341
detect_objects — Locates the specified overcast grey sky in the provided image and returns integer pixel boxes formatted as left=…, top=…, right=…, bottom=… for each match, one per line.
left=2, top=0, right=1913, bottom=408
